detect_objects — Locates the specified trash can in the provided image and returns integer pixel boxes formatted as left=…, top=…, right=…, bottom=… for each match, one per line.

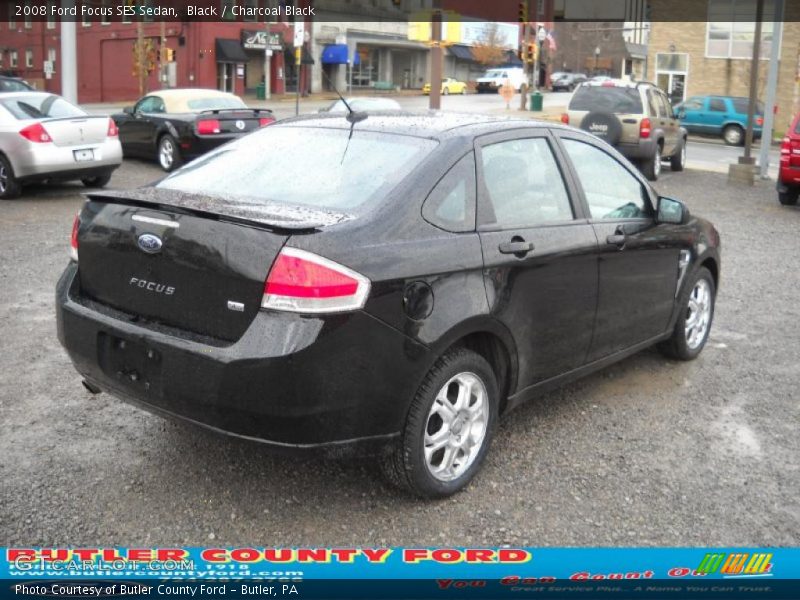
left=530, top=91, right=543, bottom=112
left=256, top=82, right=266, bottom=101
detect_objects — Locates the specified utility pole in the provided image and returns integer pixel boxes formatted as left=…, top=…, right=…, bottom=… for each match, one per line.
left=60, top=0, right=77, bottom=103
left=264, top=0, right=272, bottom=100
left=160, top=20, right=166, bottom=88
left=759, top=0, right=784, bottom=179
left=137, top=20, right=145, bottom=97
left=429, top=8, right=443, bottom=110
left=520, top=23, right=530, bottom=110
left=743, top=0, right=765, bottom=164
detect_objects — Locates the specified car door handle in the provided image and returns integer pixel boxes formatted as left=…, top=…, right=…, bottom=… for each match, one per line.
left=606, top=234, right=626, bottom=247
left=498, top=240, right=534, bottom=255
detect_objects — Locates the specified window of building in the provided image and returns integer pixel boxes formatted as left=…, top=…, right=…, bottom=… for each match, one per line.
left=24, top=1, right=32, bottom=28
left=10, top=50, right=18, bottom=68
left=46, top=10, right=56, bottom=28
left=706, top=0, right=777, bottom=59
left=81, top=1, right=91, bottom=26
left=48, top=48, right=57, bottom=73
left=101, top=0, right=111, bottom=24
left=25, top=49, right=33, bottom=68
left=222, top=0, right=236, bottom=20
left=243, top=0, right=258, bottom=21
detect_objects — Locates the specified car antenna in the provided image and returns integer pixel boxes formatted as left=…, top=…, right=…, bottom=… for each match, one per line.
left=321, top=69, right=367, bottom=125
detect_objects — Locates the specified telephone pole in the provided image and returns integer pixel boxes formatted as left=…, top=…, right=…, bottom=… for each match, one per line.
left=60, top=0, right=77, bottom=103
left=429, top=8, right=443, bottom=110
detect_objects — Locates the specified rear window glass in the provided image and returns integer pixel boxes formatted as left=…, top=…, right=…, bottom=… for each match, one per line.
left=0, top=94, right=85, bottom=120
left=0, top=79, right=30, bottom=91
left=158, top=126, right=437, bottom=212
left=186, top=97, right=247, bottom=110
left=731, top=98, right=764, bottom=115
left=569, top=86, right=643, bottom=114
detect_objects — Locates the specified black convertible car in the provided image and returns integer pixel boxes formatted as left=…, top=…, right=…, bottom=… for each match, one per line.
left=112, top=88, right=274, bottom=171
left=57, top=112, right=720, bottom=498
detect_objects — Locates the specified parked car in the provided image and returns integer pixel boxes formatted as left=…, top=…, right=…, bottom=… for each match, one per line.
left=476, top=67, right=528, bottom=93
left=552, top=73, right=587, bottom=92
left=777, top=111, right=800, bottom=206
left=563, top=79, right=687, bottom=180
left=57, top=113, right=720, bottom=498
left=112, top=88, right=274, bottom=172
left=0, top=75, right=34, bottom=92
left=319, top=97, right=401, bottom=113
left=675, top=95, right=763, bottom=146
left=0, top=92, right=122, bottom=199
left=423, top=78, right=468, bottom=95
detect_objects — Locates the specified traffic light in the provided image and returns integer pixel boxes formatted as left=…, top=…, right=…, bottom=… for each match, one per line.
left=518, top=0, right=528, bottom=23
left=528, top=42, right=538, bottom=62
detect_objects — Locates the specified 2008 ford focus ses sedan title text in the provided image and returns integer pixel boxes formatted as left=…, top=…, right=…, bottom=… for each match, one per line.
left=56, top=112, right=720, bottom=498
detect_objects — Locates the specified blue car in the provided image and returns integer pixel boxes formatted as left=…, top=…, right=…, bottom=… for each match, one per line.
left=675, top=95, right=763, bottom=146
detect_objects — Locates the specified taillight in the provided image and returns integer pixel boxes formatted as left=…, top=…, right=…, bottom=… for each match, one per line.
left=197, top=119, right=221, bottom=134
left=19, top=122, right=52, bottom=143
left=640, top=117, right=651, bottom=139
left=70, top=214, right=80, bottom=262
left=259, top=116, right=275, bottom=127
left=262, top=247, right=370, bottom=313
left=755, top=116, right=763, bottom=126
left=561, top=113, right=569, bottom=125
left=780, top=137, right=791, bottom=164
left=107, top=117, right=118, bottom=137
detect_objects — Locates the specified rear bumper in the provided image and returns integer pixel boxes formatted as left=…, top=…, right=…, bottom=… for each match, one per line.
left=615, top=139, right=657, bottom=160
left=13, top=139, right=122, bottom=180
left=56, top=263, right=429, bottom=453
left=778, top=165, right=800, bottom=190
left=476, top=82, right=499, bottom=93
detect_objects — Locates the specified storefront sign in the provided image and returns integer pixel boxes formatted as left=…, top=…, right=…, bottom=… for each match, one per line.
left=241, top=30, right=282, bottom=51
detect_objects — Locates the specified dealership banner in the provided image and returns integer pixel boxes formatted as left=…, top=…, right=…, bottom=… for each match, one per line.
left=1, top=548, right=799, bottom=599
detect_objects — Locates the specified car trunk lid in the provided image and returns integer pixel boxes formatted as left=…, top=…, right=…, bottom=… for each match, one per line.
left=76, top=188, right=352, bottom=342
left=195, top=109, right=274, bottom=135
left=43, top=116, right=110, bottom=147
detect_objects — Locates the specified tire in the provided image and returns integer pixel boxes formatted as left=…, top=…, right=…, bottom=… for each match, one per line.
left=670, top=138, right=686, bottom=171
left=443, top=87, right=449, bottom=95
left=778, top=188, right=799, bottom=206
left=0, top=154, right=22, bottom=199
left=641, top=142, right=662, bottom=181
left=658, top=267, right=715, bottom=361
left=461, top=86, right=467, bottom=95
left=723, top=124, right=744, bottom=146
left=157, top=134, right=182, bottom=172
left=81, top=173, right=112, bottom=188
left=381, top=347, right=499, bottom=498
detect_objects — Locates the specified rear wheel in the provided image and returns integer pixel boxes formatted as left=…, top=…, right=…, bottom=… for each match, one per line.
left=778, top=188, right=799, bottom=206
left=382, top=347, right=498, bottom=498
left=670, top=138, right=686, bottom=171
left=658, top=267, right=715, bottom=361
left=723, top=124, right=744, bottom=146
left=442, top=87, right=450, bottom=95
left=641, top=143, right=662, bottom=181
left=81, top=173, right=112, bottom=188
left=461, top=86, right=467, bottom=95
left=157, top=134, right=182, bottom=172
left=0, top=154, right=21, bottom=200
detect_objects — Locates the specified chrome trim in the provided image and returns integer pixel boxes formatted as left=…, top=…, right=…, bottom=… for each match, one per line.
left=132, top=215, right=180, bottom=228
left=676, top=249, right=691, bottom=297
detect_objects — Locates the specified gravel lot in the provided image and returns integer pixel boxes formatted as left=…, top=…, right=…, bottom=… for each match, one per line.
left=1, top=159, right=798, bottom=547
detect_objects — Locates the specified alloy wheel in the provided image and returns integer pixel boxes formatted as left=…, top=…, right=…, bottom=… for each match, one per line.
left=423, top=372, right=488, bottom=482
left=685, top=279, right=712, bottom=350
left=159, top=138, right=174, bottom=170
left=654, top=146, right=661, bottom=177
left=724, top=126, right=742, bottom=145
left=0, top=165, right=7, bottom=194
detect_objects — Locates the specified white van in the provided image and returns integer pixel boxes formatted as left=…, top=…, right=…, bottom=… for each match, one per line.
left=476, top=67, right=529, bottom=93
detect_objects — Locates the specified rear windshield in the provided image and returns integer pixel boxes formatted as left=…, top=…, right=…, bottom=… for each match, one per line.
left=157, top=126, right=437, bottom=212
left=569, top=86, right=643, bottom=114
left=0, top=94, right=85, bottom=120
left=0, top=79, right=30, bottom=91
left=731, top=98, right=764, bottom=115
left=186, top=97, right=247, bottom=110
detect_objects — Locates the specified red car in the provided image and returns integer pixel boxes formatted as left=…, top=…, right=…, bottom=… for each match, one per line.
left=778, top=112, right=800, bottom=205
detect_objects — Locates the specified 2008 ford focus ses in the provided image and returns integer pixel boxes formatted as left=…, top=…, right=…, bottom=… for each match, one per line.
left=57, top=112, right=720, bottom=498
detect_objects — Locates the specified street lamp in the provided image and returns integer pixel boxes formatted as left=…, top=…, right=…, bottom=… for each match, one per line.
left=594, top=46, right=600, bottom=75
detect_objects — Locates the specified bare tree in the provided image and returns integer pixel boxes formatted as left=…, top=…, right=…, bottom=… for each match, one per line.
left=472, top=23, right=507, bottom=67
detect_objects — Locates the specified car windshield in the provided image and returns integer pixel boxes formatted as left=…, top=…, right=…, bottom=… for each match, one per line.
left=186, top=97, right=247, bottom=110
left=731, top=98, right=764, bottom=115
left=0, top=94, right=85, bottom=119
left=485, top=71, right=504, bottom=78
left=569, top=86, right=643, bottom=114
left=157, top=126, right=437, bottom=212
left=0, top=79, right=30, bottom=91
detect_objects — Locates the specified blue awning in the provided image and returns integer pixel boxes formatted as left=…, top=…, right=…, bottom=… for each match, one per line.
left=321, top=44, right=359, bottom=65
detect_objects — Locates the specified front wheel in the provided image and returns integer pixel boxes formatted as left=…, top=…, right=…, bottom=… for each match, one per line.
left=442, top=87, right=449, bottom=95
left=157, top=134, right=182, bottom=172
left=658, top=267, right=715, bottom=361
left=778, top=187, right=799, bottom=206
left=723, top=124, right=744, bottom=146
left=382, top=347, right=498, bottom=498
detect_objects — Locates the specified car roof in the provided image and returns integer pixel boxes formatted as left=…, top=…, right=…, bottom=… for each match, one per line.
left=146, top=88, right=243, bottom=112
left=276, top=111, right=553, bottom=140
left=0, top=91, right=55, bottom=99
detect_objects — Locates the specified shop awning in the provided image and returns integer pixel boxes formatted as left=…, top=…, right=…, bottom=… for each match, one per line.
left=215, top=38, right=249, bottom=64
left=448, top=45, right=475, bottom=61
left=321, top=44, right=360, bottom=65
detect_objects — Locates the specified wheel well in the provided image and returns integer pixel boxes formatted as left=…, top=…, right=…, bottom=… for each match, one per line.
left=454, top=332, right=513, bottom=414
left=701, top=257, right=719, bottom=288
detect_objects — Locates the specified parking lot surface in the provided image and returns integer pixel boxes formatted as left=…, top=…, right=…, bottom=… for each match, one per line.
left=1, top=159, right=798, bottom=546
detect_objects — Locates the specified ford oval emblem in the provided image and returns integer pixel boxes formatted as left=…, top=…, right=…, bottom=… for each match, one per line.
left=137, top=233, right=163, bottom=254
left=235, top=120, right=246, bottom=130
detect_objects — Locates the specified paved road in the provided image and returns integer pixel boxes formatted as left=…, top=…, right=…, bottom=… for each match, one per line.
left=1, top=157, right=798, bottom=547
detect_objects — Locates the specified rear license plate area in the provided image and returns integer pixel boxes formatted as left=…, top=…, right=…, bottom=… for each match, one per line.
left=98, top=333, right=163, bottom=395
left=73, top=148, right=94, bottom=162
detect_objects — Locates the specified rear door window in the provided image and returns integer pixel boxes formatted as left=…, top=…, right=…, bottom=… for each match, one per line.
left=709, top=98, right=727, bottom=112
left=569, top=86, right=643, bottom=114
left=422, top=153, right=476, bottom=233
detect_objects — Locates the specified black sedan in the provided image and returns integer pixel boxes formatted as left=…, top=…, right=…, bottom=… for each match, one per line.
left=112, top=88, right=274, bottom=171
left=57, top=112, right=720, bottom=498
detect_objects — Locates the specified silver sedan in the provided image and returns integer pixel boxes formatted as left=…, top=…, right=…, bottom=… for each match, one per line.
left=0, top=92, right=122, bottom=199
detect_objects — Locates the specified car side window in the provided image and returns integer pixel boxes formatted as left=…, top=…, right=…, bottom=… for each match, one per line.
left=561, top=139, right=650, bottom=220
left=683, top=97, right=703, bottom=110
left=658, top=93, right=674, bottom=118
left=709, top=98, right=726, bottom=112
left=422, top=152, right=476, bottom=233
left=647, top=90, right=660, bottom=117
left=136, top=96, right=158, bottom=113
left=480, top=137, right=573, bottom=229
left=151, top=97, right=166, bottom=113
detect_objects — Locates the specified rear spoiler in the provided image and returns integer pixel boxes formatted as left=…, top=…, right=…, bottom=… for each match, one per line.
left=199, top=108, right=274, bottom=116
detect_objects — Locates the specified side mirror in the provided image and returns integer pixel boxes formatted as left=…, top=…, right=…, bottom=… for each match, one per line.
left=677, top=109, right=686, bottom=119
left=657, top=196, right=690, bottom=225
left=123, top=106, right=134, bottom=115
